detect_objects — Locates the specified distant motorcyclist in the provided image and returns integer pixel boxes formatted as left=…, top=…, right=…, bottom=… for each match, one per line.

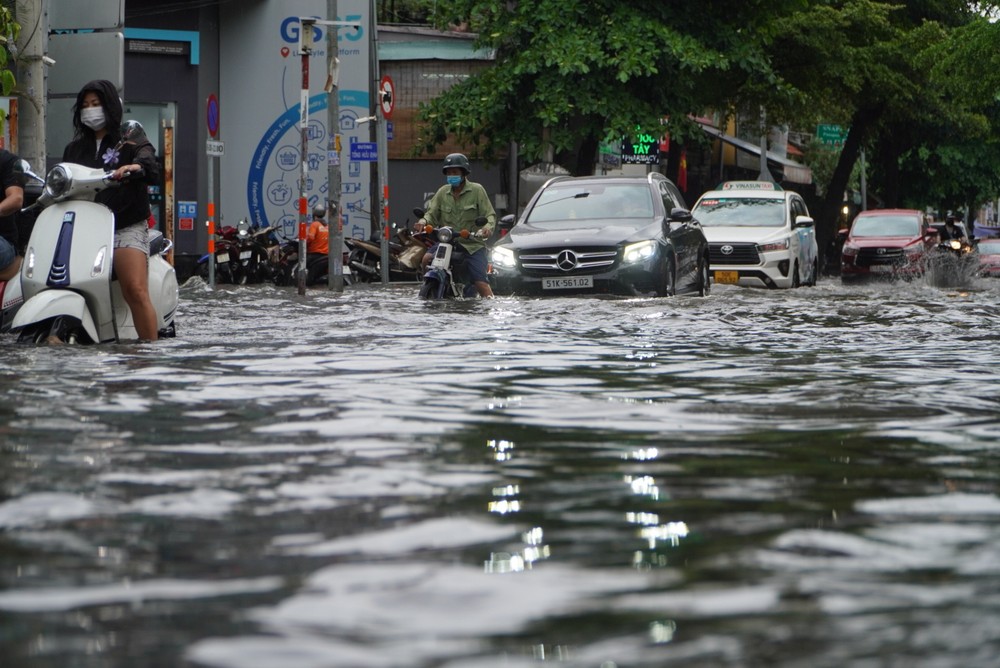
left=940, top=214, right=967, bottom=243
left=305, top=203, right=329, bottom=285
left=415, top=153, right=496, bottom=297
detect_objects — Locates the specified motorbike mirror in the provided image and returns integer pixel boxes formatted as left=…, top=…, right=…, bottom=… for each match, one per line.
left=413, top=207, right=426, bottom=218
left=474, top=216, right=488, bottom=227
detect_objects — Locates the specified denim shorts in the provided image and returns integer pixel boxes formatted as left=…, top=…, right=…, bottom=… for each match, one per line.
left=114, top=221, right=150, bottom=254
left=0, top=235, right=16, bottom=271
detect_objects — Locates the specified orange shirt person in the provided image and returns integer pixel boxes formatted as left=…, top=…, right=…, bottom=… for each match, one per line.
left=306, top=204, right=329, bottom=255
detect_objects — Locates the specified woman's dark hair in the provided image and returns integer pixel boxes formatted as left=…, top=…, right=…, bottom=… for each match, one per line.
left=71, top=79, right=123, bottom=140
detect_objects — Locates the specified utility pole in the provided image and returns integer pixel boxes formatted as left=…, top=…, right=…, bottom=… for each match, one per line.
left=326, top=0, right=343, bottom=292
left=297, top=19, right=314, bottom=296
left=15, top=0, right=48, bottom=171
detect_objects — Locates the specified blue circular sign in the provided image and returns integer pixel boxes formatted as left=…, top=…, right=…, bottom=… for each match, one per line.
left=207, top=94, right=220, bottom=138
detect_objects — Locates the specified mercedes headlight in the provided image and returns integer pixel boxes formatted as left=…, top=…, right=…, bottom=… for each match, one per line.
left=492, top=246, right=516, bottom=269
left=623, top=240, right=656, bottom=264
left=45, top=165, right=72, bottom=200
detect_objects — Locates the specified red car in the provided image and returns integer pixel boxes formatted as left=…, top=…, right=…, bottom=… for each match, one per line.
left=977, top=239, right=1000, bottom=277
left=841, top=209, right=935, bottom=281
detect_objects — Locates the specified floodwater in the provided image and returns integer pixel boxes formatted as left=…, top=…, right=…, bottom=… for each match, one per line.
left=1, top=275, right=999, bottom=668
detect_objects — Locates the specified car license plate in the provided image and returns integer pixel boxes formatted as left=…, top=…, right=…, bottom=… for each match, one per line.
left=216, top=253, right=229, bottom=263
left=714, top=270, right=739, bottom=284
left=869, top=264, right=894, bottom=273
left=542, top=276, right=593, bottom=290
left=240, top=250, right=252, bottom=260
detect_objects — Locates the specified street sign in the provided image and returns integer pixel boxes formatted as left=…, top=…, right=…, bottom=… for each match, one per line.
left=816, top=124, right=847, bottom=147
left=350, top=142, right=378, bottom=161
left=207, top=94, right=220, bottom=138
left=206, top=139, right=225, bottom=156
left=379, top=75, right=395, bottom=119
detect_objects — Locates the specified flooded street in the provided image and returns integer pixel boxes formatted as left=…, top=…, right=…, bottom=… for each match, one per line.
left=2, top=276, right=999, bottom=667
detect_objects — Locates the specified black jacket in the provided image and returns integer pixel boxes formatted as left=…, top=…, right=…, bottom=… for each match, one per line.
left=62, top=134, right=159, bottom=230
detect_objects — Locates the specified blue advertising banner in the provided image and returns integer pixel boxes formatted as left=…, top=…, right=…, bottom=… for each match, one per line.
left=221, top=0, right=372, bottom=243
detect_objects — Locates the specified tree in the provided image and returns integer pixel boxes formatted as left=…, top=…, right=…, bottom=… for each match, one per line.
left=0, top=3, right=18, bottom=136
left=758, top=1, right=984, bottom=250
left=416, top=0, right=800, bottom=175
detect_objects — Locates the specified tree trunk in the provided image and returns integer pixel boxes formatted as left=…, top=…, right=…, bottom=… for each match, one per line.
left=818, top=105, right=882, bottom=265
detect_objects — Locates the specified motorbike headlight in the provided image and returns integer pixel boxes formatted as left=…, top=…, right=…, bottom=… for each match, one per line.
left=759, top=238, right=790, bottom=252
left=623, top=240, right=656, bottom=264
left=437, top=227, right=454, bottom=243
left=950, top=240, right=962, bottom=250
left=44, top=165, right=72, bottom=200
left=492, top=246, right=516, bottom=269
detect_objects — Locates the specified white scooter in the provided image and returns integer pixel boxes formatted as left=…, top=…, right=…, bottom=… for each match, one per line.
left=11, top=124, right=178, bottom=344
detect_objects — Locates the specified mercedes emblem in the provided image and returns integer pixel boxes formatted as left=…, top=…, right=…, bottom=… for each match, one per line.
left=557, top=250, right=578, bottom=271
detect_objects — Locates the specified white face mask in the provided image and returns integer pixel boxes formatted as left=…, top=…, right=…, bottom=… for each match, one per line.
left=80, top=107, right=106, bottom=131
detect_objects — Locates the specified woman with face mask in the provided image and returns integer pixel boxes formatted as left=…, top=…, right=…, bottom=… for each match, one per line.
left=62, top=79, right=161, bottom=341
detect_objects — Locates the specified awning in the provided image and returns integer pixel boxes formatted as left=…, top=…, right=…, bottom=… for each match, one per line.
left=697, top=122, right=813, bottom=185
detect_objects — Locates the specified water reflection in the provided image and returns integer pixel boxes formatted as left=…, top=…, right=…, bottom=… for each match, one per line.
left=0, top=278, right=998, bottom=666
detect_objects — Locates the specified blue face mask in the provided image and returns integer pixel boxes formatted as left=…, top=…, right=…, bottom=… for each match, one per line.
left=446, top=175, right=463, bottom=187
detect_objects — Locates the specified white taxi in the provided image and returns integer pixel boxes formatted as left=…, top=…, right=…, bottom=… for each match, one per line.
left=691, top=181, right=819, bottom=289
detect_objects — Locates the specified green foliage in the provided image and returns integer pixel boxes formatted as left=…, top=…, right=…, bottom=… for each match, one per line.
left=0, top=5, right=17, bottom=135
left=416, top=0, right=797, bottom=170
left=416, top=0, right=1000, bottom=208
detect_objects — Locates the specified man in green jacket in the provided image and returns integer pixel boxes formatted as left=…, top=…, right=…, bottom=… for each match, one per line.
left=418, top=153, right=496, bottom=297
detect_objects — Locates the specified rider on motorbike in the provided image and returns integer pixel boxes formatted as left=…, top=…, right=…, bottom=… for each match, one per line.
left=416, top=153, right=496, bottom=297
left=940, top=214, right=968, bottom=243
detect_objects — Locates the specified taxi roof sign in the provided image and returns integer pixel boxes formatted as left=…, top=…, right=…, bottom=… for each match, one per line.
left=720, top=181, right=782, bottom=191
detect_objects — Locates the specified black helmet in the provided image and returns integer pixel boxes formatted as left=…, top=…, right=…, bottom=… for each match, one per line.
left=442, top=153, right=471, bottom=175
left=312, top=203, right=326, bottom=219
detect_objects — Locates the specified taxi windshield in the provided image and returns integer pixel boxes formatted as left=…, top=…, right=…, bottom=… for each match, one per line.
left=693, top=198, right=785, bottom=227
left=528, top=184, right=654, bottom=223
left=851, top=216, right=920, bottom=237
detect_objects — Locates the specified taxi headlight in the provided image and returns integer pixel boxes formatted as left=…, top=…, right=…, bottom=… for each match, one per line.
left=623, top=240, right=656, bottom=264
left=437, top=227, right=454, bottom=243
left=45, top=165, right=72, bottom=200
left=491, top=246, right=516, bottom=269
left=759, top=238, right=790, bottom=252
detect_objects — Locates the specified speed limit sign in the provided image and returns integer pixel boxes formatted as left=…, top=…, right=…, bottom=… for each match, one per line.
left=379, top=75, right=395, bottom=119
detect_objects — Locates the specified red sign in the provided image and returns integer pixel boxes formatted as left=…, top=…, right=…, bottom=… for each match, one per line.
left=179, top=217, right=194, bottom=231
left=379, top=75, right=395, bottom=119
left=206, top=94, right=220, bottom=138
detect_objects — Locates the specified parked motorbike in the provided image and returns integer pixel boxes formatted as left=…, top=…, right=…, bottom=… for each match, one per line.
left=418, top=216, right=489, bottom=300
left=346, top=209, right=434, bottom=283
left=0, top=160, right=45, bottom=332
left=196, top=223, right=242, bottom=284
left=11, top=122, right=179, bottom=343
left=231, top=218, right=280, bottom=284
left=926, top=238, right=978, bottom=288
